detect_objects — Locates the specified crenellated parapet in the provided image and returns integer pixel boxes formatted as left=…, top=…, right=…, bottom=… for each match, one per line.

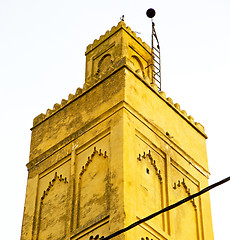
left=158, top=91, right=206, bottom=135
left=32, top=84, right=205, bottom=137
left=33, top=87, right=84, bottom=126
left=85, top=20, right=151, bottom=55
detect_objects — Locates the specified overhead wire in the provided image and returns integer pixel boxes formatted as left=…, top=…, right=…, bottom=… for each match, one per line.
left=102, top=176, right=230, bottom=240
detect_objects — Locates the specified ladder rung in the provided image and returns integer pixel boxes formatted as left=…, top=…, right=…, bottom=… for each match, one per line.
left=154, top=72, right=160, bottom=76
left=153, top=47, right=160, bottom=53
left=153, top=65, right=160, bottom=71
left=154, top=59, right=160, bottom=65
left=154, top=79, right=161, bottom=84
left=153, top=53, right=160, bottom=60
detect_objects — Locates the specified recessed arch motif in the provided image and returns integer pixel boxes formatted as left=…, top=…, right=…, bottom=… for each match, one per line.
left=97, top=54, right=113, bottom=75
left=37, top=172, right=69, bottom=240
left=77, top=147, right=110, bottom=228
left=170, top=170, right=200, bottom=240
left=131, top=55, right=145, bottom=77
left=136, top=150, right=164, bottom=230
left=173, top=178, right=197, bottom=208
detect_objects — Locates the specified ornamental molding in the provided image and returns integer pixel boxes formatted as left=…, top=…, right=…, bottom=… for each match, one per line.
left=79, top=147, right=108, bottom=179
left=173, top=178, right=196, bottom=208
left=41, top=172, right=68, bottom=203
left=137, top=150, right=162, bottom=183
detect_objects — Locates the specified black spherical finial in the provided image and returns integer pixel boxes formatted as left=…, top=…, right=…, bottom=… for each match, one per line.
left=146, top=8, right=156, bottom=18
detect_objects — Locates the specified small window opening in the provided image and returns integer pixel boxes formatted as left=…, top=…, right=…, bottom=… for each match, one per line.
left=146, top=168, right=150, bottom=174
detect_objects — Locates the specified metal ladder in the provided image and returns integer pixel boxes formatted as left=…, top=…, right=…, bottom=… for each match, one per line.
left=146, top=21, right=161, bottom=91
left=152, top=44, right=161, bottom=91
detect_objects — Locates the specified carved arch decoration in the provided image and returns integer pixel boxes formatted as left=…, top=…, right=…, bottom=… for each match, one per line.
left=137, top=150, right=162, bottom=183
left=36, top=172, right=69, bottom=240
left=79, top=147, right=108, bottom=178
left=96, top=54, right=113, bottom=78
left=131, top=55, right=145, bottom=78
left=77, top=147, right=110, bottom=228
left=173, top=178, right=197, bottom=208
left=40, top=172, right=68, bottom=202
left=171, top=177, right=200, bottom=240
left=136, top=150, right=165, bottom=231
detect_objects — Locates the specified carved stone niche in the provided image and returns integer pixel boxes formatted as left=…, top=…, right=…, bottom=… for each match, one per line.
left=170, top=166, right=200, bottom=240
left=95, top=54, right=113, bottom=80
left=77, top=147, right=110, bottom=229
left=37, top=172, right=69, bottom=240
left=137, top=150, right=164, bottom=231
left=130, top=55, right=145, bottom=78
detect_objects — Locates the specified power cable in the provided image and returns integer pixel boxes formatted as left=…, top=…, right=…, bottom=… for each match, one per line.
left=102, top=176, right=230, bottom=240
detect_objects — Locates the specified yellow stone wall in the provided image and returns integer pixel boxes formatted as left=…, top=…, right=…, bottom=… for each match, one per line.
left=21, top=21, right=214, bottom=240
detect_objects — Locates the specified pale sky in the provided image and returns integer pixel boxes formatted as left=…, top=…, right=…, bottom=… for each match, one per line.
left=1, top=0, right=230, bottom=239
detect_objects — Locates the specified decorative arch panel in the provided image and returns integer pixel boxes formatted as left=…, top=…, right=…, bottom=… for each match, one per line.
left=37, top=172, right=69, bottom=240
left=77, top=147, right=110, bottom=228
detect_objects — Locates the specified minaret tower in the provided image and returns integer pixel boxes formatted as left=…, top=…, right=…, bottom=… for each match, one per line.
left=21, top=21, right=214, bottom=240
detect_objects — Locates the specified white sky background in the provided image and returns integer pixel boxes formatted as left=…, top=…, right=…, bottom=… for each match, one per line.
left=0, top=0, right=230, bottom=239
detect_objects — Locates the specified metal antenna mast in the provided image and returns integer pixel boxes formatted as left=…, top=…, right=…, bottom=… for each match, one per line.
left=146, top=8, right=161, bottom=91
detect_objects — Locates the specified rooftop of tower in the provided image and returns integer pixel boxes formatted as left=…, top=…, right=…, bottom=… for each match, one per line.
left=32, top=21, right=206, bottom=138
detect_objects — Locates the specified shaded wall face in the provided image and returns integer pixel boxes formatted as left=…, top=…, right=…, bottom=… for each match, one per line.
left=22, top=108, right=126, bottom=240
